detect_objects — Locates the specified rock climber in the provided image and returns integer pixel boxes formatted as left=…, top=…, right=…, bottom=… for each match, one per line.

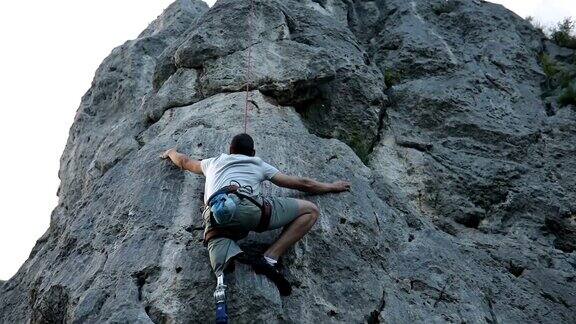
left=161, top=133, right=350, bottom=295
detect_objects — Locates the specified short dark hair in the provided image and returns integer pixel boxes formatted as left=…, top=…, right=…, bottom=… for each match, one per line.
left=230, top=133, right=255, bottom=156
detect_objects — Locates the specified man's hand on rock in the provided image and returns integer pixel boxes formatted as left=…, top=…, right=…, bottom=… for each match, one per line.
left=331, top=181, right=351, bottom=193
left=160, top=148, right=176, bottom=159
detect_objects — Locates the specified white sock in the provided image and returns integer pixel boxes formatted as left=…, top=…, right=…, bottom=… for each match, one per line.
left=264, top=256, right=278, bottom=266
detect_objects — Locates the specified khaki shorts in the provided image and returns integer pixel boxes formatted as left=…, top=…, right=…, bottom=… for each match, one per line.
left=204, top=195, right=300, bottom=275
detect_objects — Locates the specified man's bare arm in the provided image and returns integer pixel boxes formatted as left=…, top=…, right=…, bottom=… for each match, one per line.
left=160, top=148, right=203, bottom=175
left=271, top=173, right=350, bottom=194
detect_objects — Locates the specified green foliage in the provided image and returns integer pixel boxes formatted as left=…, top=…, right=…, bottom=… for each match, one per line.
left=539, top=53, right=576, bottom=107
left=540, top=53, right=575, bottom=88
left=550, top=17, right=576, bottom=49
left=540, top=53, right=559, bottom=80
left=558, top=81, right=576, bottom=106
left=347, top=132, right=371, bottom=164
left=384, top=69, right=400, bottom=87
left=526, top=16, right=576, bottom=48
left=560, top=71, right=574, bottom=88
left=532, top=17, right=576, bottom=107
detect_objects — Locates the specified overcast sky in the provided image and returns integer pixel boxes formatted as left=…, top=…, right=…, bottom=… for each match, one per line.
left=0, top=0, right=574, bottom=281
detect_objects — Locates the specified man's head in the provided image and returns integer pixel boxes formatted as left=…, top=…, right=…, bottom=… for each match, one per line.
left=229, top=133, right=255, bottom=156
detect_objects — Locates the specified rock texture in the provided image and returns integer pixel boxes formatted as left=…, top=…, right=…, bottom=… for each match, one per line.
left=1, top=0, right=576, bottom=323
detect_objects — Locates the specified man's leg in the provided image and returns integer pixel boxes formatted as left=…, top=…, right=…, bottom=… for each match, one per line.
left=264, top=199, right=319, bottom=260
left=250, top=198, right=318, bottom=296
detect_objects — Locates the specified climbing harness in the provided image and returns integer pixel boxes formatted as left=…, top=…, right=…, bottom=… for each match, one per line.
left=204, top=181, right=272, bottom=245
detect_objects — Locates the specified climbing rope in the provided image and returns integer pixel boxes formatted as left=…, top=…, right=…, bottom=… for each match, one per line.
left=243, top=0, right=256, bottom=134
left=243, top=0, right=272, bottom=197
left=242, top=0, right=256, bottom=133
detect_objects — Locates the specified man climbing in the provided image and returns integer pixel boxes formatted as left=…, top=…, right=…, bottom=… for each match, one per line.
left=161, top=133, right=350, bottom=295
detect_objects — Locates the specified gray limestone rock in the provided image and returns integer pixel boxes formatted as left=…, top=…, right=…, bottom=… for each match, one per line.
left=1, top=0, right=575, bottom=323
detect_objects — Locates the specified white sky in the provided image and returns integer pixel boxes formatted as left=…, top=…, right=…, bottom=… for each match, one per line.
left=0, top=0, right=574, bottom=281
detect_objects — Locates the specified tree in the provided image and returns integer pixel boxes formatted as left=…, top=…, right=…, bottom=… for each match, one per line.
left=550, top=17, right=576, bottom=49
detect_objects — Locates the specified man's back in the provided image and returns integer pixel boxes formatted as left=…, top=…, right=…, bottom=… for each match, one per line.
left=201, top=154, right=279, bottom=203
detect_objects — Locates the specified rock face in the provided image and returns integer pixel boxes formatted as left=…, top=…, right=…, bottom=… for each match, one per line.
left=1, top=0, right=575, bottom=323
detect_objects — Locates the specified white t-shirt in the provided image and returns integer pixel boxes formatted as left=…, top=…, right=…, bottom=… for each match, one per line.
left=201, top=154, right=280, bottom=203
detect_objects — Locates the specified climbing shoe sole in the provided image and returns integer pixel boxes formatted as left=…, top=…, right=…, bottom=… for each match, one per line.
left=252, top=258, right=292, bottom=296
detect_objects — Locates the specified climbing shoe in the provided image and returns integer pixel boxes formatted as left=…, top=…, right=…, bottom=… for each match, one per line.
left=251, top=256, right=292, bottom=296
